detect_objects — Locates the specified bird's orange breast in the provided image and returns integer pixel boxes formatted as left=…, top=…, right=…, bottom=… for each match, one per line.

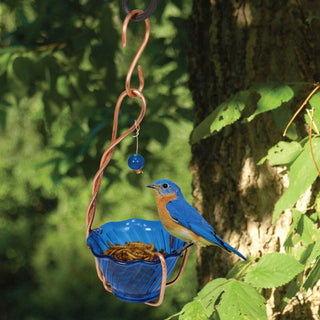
left=154, top=192, right=206, bottom=244
left=154, top=192, right=178, bottom=232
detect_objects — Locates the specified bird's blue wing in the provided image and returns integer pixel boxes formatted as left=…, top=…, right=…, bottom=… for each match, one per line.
left=166, top=198, right=215, bottom=237
left=166, top=198, right=246, bottom=260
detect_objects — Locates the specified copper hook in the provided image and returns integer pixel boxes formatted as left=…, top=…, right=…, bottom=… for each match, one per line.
left=122, top=9, right=150, bottom=98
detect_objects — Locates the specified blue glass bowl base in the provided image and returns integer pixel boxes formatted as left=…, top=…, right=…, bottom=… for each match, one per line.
left=87, top=218, right=186, bottom=303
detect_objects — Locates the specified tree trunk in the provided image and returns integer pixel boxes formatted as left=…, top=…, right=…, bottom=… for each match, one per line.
left=188, top=1, right=320, bottom=319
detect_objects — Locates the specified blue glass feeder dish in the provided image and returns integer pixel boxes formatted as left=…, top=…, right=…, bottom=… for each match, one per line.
left=86, top=218, right=186, bottom=303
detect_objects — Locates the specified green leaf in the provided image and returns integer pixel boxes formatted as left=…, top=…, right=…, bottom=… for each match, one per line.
left=296, top=211, right=320, bottom=246
left=56, top=75, right=70, bottom=97
left=309, top=91, right=320, bottom=109
left=0, top=50, right=13, bottom=76
left=304, top=242, right=320, bottom=269
left=304, top=112, right=320, bottom=135
left=315, top=192, right=320, bottom=221
left=196, top=278, right=229, bottom=316
left=303, top=256, right=320, bottom=291
left=178, top=278, right=228, bottom=319
left=190, top=83, right=296, bottom=143
left=299, top=243, right=317, bottom=265
left=258, top=141, right=302, bottom=165
left=179, top=278, right=267, bottom=320
left=190, top=90, right=250, bottom=143
left=286, top=210, right=320, bottom=246
left=215, top=280, right=267, bottom=320
left=284, top=210, right=320, bottom=266
left=284, top=210, right=303, bottom=253
left=246, top=83, right=294, bottom=122
left=281, top=274, right=302, bottom=310
left=272, top=106, right=298, bottom=140
left=226, top=259, right=252, bottom=280
left=307, top=92, right=320, bottom=133
left=179, top=301, right=208, bottom=320
left=244, top=252, right=304, bottom=288
left=273, top=137, right=320, bottom=221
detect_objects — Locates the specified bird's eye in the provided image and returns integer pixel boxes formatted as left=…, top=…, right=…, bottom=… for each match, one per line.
left=162, top=183, right=169, bottom=189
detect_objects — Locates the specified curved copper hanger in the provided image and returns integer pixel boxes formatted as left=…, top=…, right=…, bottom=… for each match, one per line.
left=86, top=89, right=146, bottom=238
left=122, top=10, right=150, bottom=98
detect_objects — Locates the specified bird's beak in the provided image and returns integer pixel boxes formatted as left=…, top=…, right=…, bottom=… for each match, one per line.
left=146, top=184, right=160, bottom=189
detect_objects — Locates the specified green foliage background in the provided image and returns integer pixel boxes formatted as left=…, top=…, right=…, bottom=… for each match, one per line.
left=0, top=1, right=196, bottom=319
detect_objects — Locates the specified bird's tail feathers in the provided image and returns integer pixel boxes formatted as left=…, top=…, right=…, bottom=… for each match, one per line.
left=213, top=233, right=247, bottom=261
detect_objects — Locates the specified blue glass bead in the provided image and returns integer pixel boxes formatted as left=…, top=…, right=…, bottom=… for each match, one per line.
left=128, top=154, right=144, bottom=170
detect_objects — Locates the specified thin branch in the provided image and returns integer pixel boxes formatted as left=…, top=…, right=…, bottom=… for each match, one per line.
left=283, top=83, right=320, bottom=136
left=306, top=109, right=320, bottom=134
left=309, top=108, right=320, bottom=177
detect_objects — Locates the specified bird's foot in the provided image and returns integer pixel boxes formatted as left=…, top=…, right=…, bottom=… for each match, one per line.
left=173, top=242, right=194, bottom=256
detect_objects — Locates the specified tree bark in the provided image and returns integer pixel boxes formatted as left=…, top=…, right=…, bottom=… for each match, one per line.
left=188, top=1, right=320, bottom=319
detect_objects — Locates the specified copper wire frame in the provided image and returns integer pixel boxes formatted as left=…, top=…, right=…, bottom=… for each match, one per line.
left=85, top=10, right=189, bottom=307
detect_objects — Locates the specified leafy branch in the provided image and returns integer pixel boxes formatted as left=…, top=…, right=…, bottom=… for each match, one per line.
left=172, top=83, right=320, bottom=319
left=168, top=220, right=320, bottom=319
left=191, top=82, right=320, bottom=221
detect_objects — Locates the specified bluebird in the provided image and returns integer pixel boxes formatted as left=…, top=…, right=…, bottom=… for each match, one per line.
left=147, top=179, right=246, bottom=260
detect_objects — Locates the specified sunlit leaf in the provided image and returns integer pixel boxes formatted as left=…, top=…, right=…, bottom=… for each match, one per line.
left=177, top=278, right=267, bottom=320
left=196, top=278, right=229, bottom=316
left=273, top=137, right=320, bottom=221
left=246, top=83, right=294, bottom=122
left=258, top=141, right=302, bottom=165
left=245, top=252, right=304, bottom=288
left=309, top=92, right=320, bottom=109
left=190, top=83, right=296, bottom=143
left=178, top=278, right=228, bottom=319
left=190, top=90, right=251, bottom=143
left=179, top=301, right=208, bottom=320
left=284, top=210, right=320, bottom=267
left=215, top=280, right=267, bottom=320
